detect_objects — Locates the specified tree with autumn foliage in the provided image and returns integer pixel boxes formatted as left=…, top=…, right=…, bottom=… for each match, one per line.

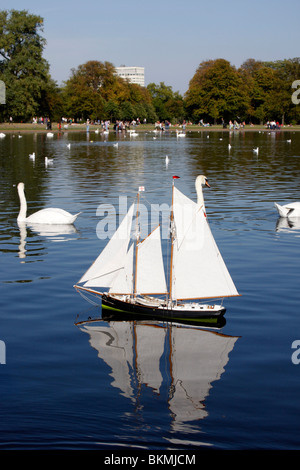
left=61, top=60, right=156, bottom=122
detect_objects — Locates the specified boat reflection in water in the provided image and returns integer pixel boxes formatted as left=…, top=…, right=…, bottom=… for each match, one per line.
left=75, top=312, right=239, bottom=431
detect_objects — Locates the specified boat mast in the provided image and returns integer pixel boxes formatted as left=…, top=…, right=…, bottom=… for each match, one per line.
left=134, top=187, right=144, bottom=297
left=168, top=177, right=177, bottom=302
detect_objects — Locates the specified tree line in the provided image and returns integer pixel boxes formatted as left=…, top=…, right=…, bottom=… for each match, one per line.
left=1, top=9, right=300, bottom=126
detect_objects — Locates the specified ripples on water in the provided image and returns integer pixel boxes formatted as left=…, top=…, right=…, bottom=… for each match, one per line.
left=1, top=128, right=300, bottom=450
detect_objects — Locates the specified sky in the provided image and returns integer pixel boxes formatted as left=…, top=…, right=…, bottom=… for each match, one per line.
left=5, top=0, right=300, bottom=95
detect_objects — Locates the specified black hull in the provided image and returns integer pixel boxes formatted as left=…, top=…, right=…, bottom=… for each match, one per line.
left=101, top=294, right=226, bottom=323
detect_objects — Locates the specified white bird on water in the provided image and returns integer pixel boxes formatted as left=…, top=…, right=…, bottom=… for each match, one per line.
left=253, top=147, right=259, bottom=154
left=113, top=142, right=118, bottom=148
left=129, top=130, right=138, bottom=137
left=45, top=157, right=53, bottom=167
left=17, top=182, right=81, bottom=225
left=176, top=130, right=186, bottom=138
left=274, top=201, right=300, bottom=218
left=29, top=152, right=35, bottom=161
left=67, top=143, right=71, bottom=149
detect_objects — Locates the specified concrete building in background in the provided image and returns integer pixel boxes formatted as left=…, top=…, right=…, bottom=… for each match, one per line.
left=115, top=66, right=145, bottom=87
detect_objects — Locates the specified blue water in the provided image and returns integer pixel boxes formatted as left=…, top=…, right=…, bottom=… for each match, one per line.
left=1, top=128, right=300, bottom=450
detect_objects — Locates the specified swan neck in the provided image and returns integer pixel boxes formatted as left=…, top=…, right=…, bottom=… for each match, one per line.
left=17, top=185, right=27, bottom=221
left=196, top=184, right=204, bottom=207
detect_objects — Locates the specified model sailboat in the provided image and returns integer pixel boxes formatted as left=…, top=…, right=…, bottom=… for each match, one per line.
left=74, top=176, right=240, bottom=319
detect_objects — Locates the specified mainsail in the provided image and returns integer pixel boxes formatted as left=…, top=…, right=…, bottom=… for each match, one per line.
left=170, top=187, right=239, bottom=301
left=135, top=225, right=167, bottom=295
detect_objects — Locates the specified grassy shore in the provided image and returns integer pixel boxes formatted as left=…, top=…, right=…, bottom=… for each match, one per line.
left=0, top=122, right=299, bottom=133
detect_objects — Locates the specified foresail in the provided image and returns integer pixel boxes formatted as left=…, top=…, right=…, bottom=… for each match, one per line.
left=109, top=243, right=134, bottom=294
left=135, top=225, right=167, bottom=295
left=78, top=204, right=134, bottom=288
left=171, top=187, right=239, bottom=300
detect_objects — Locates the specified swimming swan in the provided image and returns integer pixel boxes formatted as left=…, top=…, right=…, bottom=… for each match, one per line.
left=176, top=130, right=186, bottom=137
left=274, top=201, right=300, bottom=218
left=17, top=182, right=81, bottom=224
left=195, top=175, right=210, bottom=213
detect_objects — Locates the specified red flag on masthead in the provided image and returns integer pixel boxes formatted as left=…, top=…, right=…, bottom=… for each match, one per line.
left=172, top=175, right=180, bottom=179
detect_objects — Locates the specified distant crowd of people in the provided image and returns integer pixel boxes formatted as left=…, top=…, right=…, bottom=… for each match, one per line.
left=266, top=120, right=281, bottom=130
left=25, top=115, right=284, bottom=131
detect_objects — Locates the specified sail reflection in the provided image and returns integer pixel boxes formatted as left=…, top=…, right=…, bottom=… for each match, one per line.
left=76, top=316, right=238, bottom=429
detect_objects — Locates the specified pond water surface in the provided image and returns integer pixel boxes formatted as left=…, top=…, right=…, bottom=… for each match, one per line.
left=1, top=127, right=300, bottom=450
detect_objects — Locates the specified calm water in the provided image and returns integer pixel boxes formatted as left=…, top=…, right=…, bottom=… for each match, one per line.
left=1, top=127, right=300, bottom=450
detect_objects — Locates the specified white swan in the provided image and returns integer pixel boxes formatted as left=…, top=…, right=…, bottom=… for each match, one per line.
left=129, top=130, right=138, bottom=137
left=17, top=182, right=81, bottom=225
left=195, top=175, right=210, bottom=213
left=0, top=133, right=5, bottom=138
left=274, top=201, right=300, bottom=218
left=45, top=157, right=53, bottom=167
left=29, top=152, right=35, bottom=161
left=176, top=130, right=186, bottom=137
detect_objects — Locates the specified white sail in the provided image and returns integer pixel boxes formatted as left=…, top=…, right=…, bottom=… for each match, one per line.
left=109, top=244, right=134, bottom=294
left=79, top=204, right=134, bottom=288
left=135, top=225, right=167, bottom=295
left=171, top=187, right=239, bottom=300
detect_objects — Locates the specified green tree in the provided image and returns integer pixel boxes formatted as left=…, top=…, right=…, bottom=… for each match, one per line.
left=105, top=100, right=120, bottom=122
left=185, top=59, right=250, bottom=124
left=263, top=58, right=300, bottom=124
left=0, top=9, right=52, bottom=121
left=147, top=82, right=183, bottom=122
left=119, top=101, right=135, bottom=121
